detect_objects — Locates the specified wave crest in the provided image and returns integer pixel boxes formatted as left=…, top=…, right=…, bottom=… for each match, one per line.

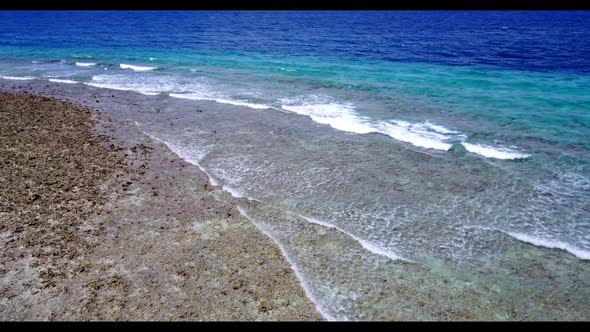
left=120, top=63, right=157, bottom=71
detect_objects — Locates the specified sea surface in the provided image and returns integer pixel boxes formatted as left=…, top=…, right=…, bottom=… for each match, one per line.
left=1, top=11, right=589, bottom=320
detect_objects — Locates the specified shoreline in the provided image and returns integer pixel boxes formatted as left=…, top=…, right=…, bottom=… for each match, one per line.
left=0, top=85, right=322, bottom=320
left=2, top=79, right=589, bottom=321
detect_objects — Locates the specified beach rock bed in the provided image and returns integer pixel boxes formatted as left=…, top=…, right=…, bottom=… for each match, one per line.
left=0, top=87, right=321, bottom=321
left=0, top=92, right=130, bottom=297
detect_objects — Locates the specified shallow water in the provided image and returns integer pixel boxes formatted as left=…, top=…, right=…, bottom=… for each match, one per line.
left=132, top=94, right=590, bottom=320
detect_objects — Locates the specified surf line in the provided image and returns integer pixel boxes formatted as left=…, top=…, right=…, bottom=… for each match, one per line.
left=134, top=123, right=408, bottom=319
left=136, top=124, right=267, bottom=204
left=296, top=214, right=411, bottom=263
left=502, top=231, right=590, bottom=260
left=236, top=206, right=337, bottom=321
left=150, top=128, right=408, bottom=263
left=135, top=125, right=330, bottom=319
left=140, top=130, right=221, bottom=186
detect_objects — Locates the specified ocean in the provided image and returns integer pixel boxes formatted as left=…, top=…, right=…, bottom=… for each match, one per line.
left=1, top=10, right=589, bottom=320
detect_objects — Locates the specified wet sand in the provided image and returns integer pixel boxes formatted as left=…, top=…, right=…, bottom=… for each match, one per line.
left=0, top=86, right=322, bottom=320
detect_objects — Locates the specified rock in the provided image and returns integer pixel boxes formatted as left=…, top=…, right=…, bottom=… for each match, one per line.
left=448, top=143, right=467, bottom=156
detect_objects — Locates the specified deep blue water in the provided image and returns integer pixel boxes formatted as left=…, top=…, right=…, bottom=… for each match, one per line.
left=1, top=11, right=589, bottom=320
left=1, top=11, right=590, bottom=73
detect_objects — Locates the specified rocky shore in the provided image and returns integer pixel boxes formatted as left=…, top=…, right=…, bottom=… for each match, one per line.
left=0, top=89, right=321, bottom=321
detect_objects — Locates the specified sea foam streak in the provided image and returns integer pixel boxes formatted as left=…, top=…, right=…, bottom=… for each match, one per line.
left=86, top=75, right=163, bottom=95
left=280, top=99, right=457, bottom=151
left=504, top=232, right=590, bottom=260
left=75, top=62, right=96, bottom=67
left=85, top=82, right=159, bottom=95
left=237, top=206, right=336, bottom=321
left=140, top=132, right=219, bottom=186
left=461, top=143, right=530, bottom=160
left=141, top=128, right=263, bottom=202
left=170, top=93, right=271, bottom=110
left=1, top=76, right=35, bottom=80
left=84, top=75, right=525, bottom=158
left=281, top=102, right=375, bottom=134
left=374, top=120, right=457, bottom=150
left=300, top=215, right=408, bottom=262
left=279, top=97, right=535, bottom=157
left=120, top=64, right=157, bottom=71
left=48, top=79, right=78, bottom=84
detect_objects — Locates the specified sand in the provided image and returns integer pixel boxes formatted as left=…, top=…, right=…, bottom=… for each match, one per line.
left=0, top=87, right=322, bottom=321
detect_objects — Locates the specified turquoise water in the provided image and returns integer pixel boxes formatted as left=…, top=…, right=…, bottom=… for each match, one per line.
left=2, top=45, right=589, bottom=152
left=1, top=11, right=589, bottom=320
left=2, top=49, right=588, bottom=151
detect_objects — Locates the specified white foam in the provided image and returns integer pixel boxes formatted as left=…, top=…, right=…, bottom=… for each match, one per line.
left=141, top=132, right=219, bottom=186
left=282, top=99, right=533, bottom=157
left=85, top=82, right=159, bottom=96
left=88, top=74, right=181, bottom=96
left=85, top=82, right=120, bottom=89
left=211, top=98, right=270, bottom=110
left=48, top=79, right=78, bottom=84
left=221, top=185, right=246, bottom=198
left=120, top=64, right=157, bottom=71
left=424, top=122, right=461, bottom=134
left=280, top=99, right=457, bottom=151
left=462, top=142, right=530, bottom=160
left=281, top=103, right=375, bottom=134
left=75, top=62, right=96, bottom=67
left=504, top=231, right=590, bottom=260
left=86, top=82, right=134, bottom=92
left=300, top=215, right=408, bottom=262
left=142, top=131, right=266, bottom=205
left=170, top=93, right=271, bottom=110
left=149, top=57, right=156, bottom=61
left=237, top=206, right=336, bottom=321
left=1, top=76, right=35, bottom=80
left=89, top=74, right=269, bottom=110
left=300, top=216, right=338, bottom=229
left=374, top=120, right=454, bottom=150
